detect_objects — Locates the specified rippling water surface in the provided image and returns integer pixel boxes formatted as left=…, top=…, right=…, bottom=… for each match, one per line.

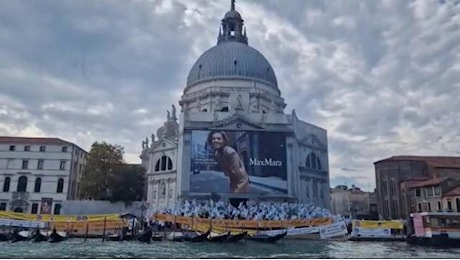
left=1, top=239, right=459, bottom=258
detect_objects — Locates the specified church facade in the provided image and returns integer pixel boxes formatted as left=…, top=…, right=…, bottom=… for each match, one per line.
left=141, top=1, right=330, bottom=210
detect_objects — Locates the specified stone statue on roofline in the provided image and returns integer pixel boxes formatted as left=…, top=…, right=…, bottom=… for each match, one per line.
left=172, top=104, right=177, bottom=121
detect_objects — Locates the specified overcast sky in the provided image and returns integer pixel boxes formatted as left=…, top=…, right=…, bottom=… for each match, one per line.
left=1, top=0, right=459, bottom=191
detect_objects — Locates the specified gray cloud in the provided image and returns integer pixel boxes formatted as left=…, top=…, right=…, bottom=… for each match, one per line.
left=0, top=0, right=459, bottom=191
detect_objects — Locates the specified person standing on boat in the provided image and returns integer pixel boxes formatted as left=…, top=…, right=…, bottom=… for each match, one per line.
left=207, top=131, right=250, bottom=193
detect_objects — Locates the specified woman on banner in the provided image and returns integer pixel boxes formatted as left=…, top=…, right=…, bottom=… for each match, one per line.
left=207, top=131, right=250, bottom=193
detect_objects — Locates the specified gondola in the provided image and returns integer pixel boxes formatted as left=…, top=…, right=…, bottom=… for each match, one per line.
left=106, top=233, right=124, bottom=242
left=226, top=231, right=247, bottom=242
left=137, top=229, right=153, bottom=243
left=246, top=231, right=287, bottom=243
left=184, top=230, right=211, bottom=243
left=166, top=232, right=185, bottom=242
left=105, top=229, right=128, bottom=242
left=207, top=232, right=230, bottom=242
left=0, top=233, right=10, bottom=242
left=31, top=229, right=48, bottom=242
left=10, top=230, right=29, bottom=243
left=151, top=233, right=164, bottom=241
left=48, top=228, right=66, bottom=243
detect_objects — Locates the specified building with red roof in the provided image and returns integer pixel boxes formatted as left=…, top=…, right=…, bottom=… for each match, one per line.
left=374, top=155, right=460, bottom=220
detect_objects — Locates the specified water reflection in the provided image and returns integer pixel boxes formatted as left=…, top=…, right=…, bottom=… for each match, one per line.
left=1, top=239, right=460, bottom=258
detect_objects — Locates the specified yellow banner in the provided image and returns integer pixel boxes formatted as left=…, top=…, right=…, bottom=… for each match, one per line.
left=352, top=220, right=404, bottom=229
left=153, top=213, right=332, bottom=229
left=51, top=220, right=128, bottom=232
left=0, top=211, right=121, bottom=222
left=193, top=224, right=257, bottom=235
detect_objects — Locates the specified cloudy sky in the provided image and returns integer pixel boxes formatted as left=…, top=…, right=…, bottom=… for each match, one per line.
left=1, top=0, right=459, bottom=191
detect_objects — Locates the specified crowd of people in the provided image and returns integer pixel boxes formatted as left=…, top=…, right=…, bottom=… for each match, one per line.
left=154, top=200, right=348, bottom=223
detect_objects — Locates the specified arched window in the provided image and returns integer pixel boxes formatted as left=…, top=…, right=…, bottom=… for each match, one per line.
left=17, top=176, right=27, bottom=192
left=34, top=178, right=41, bottom=193
left=3, top=177, right=10, bottom=192
left=167, top=157, right=173, bottom=170
left=155, top=160, right=160, bottom=172
left=306, top=152, right=322, bottom=170
left=160, top=156, right=167, bottom=171
left=311, top=153, right=317, bottom=169
left=155, top=156, right=173, bottom=172
left=56, top=178, right=64, bottom=193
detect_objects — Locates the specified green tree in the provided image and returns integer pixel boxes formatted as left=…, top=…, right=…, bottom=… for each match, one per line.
left=110, top=164, right=146, bottom=203
left=79, top=142, right=124, bottom=200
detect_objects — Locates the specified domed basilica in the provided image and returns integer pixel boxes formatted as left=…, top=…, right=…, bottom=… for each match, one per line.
left=140, top=0, right=330, bottom=210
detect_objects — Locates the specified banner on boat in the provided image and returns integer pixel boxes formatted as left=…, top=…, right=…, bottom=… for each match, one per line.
left=189, top=130, right=288, bottom=194
left=0, top=218, right=48, bottom=228
left=0, top=218, right=127, bottom=233
left=264, top=226, right=319, bottom=236
left=50, top=220, right=127, bottom=231
left=0, top=211, right=121, bottom=222
left=351, top=227, right=392, bottom=237
left=352, top=220, right=403, bottom=229
left=319, top=221, right=348, bottom=239
left=153, top=213, right=332, bottom=229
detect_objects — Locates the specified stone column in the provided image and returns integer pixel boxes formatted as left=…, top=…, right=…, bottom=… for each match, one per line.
left=165, top=179, right=170, bottom=209
left=155, top=181, right=160, bottom=210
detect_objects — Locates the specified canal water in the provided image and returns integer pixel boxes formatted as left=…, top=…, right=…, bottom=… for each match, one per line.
left=0, top=239, right=458, bottom=258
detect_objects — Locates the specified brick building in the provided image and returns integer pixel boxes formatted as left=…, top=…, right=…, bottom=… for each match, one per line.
left=374, top=156, right=460, bottom=220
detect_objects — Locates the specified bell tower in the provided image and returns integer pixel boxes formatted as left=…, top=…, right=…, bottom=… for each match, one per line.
left=217, top=0, right=248, bottom=45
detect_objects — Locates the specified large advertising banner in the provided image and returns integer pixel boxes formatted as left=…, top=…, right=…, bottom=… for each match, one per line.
left=190, top=130, right=287, bottom=194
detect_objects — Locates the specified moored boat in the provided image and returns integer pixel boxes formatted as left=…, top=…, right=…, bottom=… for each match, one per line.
left=166, top=231, right=185, bottom=242
left=106, top=232, right=124, bottom=242
left=11, top=230, right=29, bottom=243
left=407, top=212, right=460, bottom=248
left=137, top=229, right=153, bottom=243
left=246, top=231, right=287, bottom=243
left=226, top=231, right=247, bottom=242
left=0, top=233, right=10, bottom=242
left=48, top=228, right=67, bottom=243
left=349, top=220, right=405, bottom=242
left=184, top=230, right=211, bottom=243
left=152, top=233, right=164, bottom=241
left=32, top=229, right=48, bottom=242
left=207, top=232, right=230, bottom=242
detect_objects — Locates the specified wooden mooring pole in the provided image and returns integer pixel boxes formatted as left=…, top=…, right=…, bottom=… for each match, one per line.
left=84, top=221, right=89, bottom=241
left=102, top=217, right=107, bottom=242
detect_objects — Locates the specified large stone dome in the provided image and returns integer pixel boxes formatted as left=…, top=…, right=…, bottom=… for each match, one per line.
left=186, top=41, right=278, bottom=90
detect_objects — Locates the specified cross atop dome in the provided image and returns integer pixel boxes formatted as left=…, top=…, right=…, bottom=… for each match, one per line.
left=218, top=0, right=248, bottom=45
